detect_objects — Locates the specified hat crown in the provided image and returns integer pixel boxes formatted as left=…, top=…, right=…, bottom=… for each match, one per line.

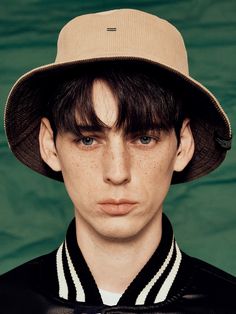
left=55, top=9, right=189, bottom=75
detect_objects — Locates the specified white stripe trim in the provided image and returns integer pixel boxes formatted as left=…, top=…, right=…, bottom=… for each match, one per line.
left=135, top=237, right=175, bottom=305
left=154, top=242, right=182, bottom=303
left=56, top=243, right=68, bottom=299
left=65, top=240, right=86, bottom=302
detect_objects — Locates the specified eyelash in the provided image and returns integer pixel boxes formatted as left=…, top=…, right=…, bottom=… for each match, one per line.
left=74, top=134, right=160, bottom=148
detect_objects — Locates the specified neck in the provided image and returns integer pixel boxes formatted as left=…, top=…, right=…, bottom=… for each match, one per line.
left=75, top=210, right=162, bottom=293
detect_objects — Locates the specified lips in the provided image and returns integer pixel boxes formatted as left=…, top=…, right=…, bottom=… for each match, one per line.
left=98, top=199, right=137, bottom=215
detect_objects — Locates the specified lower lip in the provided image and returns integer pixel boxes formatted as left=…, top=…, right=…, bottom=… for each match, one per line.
left=98, top=203, right=137, bottom=216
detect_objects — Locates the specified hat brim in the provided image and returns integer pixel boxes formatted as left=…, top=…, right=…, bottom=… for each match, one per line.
left=4, top=57, right=232, bottom=184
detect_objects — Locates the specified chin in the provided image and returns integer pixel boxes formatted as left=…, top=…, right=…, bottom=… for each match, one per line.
left=94, top=219, right=145, bottom=241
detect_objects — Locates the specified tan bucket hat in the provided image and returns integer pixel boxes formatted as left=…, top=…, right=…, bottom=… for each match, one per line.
left=4, top=8, right=232, bottom=184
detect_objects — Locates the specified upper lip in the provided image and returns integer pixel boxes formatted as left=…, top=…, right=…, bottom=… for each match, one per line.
left=98, top=199, right=137, bottom=205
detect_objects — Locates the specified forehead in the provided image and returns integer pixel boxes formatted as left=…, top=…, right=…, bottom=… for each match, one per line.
left=77, top=79, right=118, bottom=130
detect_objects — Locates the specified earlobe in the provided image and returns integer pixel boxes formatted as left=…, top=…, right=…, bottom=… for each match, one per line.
left=174, top=119, right=195, bottom=172
left=39, top=118, right=62, bottom=172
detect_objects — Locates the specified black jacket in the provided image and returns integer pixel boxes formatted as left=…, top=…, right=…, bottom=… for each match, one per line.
left=0, top=215, right=236, bottom=314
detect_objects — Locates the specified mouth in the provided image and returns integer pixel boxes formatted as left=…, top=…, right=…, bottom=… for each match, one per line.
left=98, top=199, right=138, bottom=216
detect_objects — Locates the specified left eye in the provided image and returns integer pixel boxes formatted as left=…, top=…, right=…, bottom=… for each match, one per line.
left=139, top=136, right=152, bottom=144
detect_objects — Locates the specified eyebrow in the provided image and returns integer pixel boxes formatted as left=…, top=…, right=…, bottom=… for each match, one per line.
left=75, top=124, right=112, bottom=133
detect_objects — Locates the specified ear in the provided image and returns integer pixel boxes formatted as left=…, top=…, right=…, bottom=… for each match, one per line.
left=39, top=118, right=62, bottom=172
left=173, top=119, right=195, bottom=172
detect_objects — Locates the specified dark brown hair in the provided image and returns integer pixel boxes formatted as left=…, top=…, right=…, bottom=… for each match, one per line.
left=44, top=60, right=187, bottom=145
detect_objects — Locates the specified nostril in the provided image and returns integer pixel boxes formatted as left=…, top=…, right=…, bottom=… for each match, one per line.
left=104, top=172, right=130, bottom=185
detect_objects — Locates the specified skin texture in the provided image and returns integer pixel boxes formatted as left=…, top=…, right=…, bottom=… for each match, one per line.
left=39, top=79, right=194, bottom=292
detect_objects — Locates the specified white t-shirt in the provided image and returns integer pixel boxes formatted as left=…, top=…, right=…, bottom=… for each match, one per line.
left=99, top=288, right=122, bottom=305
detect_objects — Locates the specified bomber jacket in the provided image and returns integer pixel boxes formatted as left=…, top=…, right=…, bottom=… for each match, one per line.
left=0, top=214, right=236, bottom=314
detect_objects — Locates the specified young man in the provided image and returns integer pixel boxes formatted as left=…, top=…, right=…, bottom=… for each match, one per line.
left=1, top=8, right=235, bottom=314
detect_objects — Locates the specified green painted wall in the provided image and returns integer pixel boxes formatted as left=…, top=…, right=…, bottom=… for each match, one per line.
left=0, top=0, right=235, bottom=275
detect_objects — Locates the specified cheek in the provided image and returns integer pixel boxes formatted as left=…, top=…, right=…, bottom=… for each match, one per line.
left=135, top=151, right=174, bottom=180
left=59, top=155, right=101, bottom=203
left=133, top=153, right=175, bottom=199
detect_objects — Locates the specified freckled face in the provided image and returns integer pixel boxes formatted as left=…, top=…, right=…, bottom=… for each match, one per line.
left=54, top=80, right=179, bottom=240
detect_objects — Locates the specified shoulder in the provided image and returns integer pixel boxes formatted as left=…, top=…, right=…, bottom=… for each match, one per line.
left=181, top=253, right=236, bottom=308
left=191, top=255, right=236, bottom=291
left=0, top=250, right=56, bottom=290
left=0, top=251, right=74, bottom=314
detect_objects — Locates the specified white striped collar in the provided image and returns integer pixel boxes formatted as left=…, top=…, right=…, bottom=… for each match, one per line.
left=56, top=213, right=182, bottom=306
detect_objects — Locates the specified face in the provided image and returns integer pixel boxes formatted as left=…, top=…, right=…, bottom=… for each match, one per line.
left=40, top=80, right=194, bottom=241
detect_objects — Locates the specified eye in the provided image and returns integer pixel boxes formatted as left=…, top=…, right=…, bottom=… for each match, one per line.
left=139, top=136, right=152, bottom=144
left=81, top=136, right=94, bottom=145
left=74, top=136, right=96, bottom=146
left=80, top=137, right=94, bottom=145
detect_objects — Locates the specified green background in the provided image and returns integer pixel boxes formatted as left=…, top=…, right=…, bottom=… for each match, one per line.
left=0, top=0, right=236, bottom=275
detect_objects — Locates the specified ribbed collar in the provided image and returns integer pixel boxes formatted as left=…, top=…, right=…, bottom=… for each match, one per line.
left=56, top=213, right=182, bottom=306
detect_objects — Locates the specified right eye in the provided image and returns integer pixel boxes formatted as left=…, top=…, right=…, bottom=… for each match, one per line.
left=80, top=137, right=94, bottom=146
left=73, top=136, right=98, bottom=150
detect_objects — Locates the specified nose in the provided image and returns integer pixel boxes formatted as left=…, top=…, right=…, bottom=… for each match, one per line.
left=103, top=139, right=131, bottom=185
